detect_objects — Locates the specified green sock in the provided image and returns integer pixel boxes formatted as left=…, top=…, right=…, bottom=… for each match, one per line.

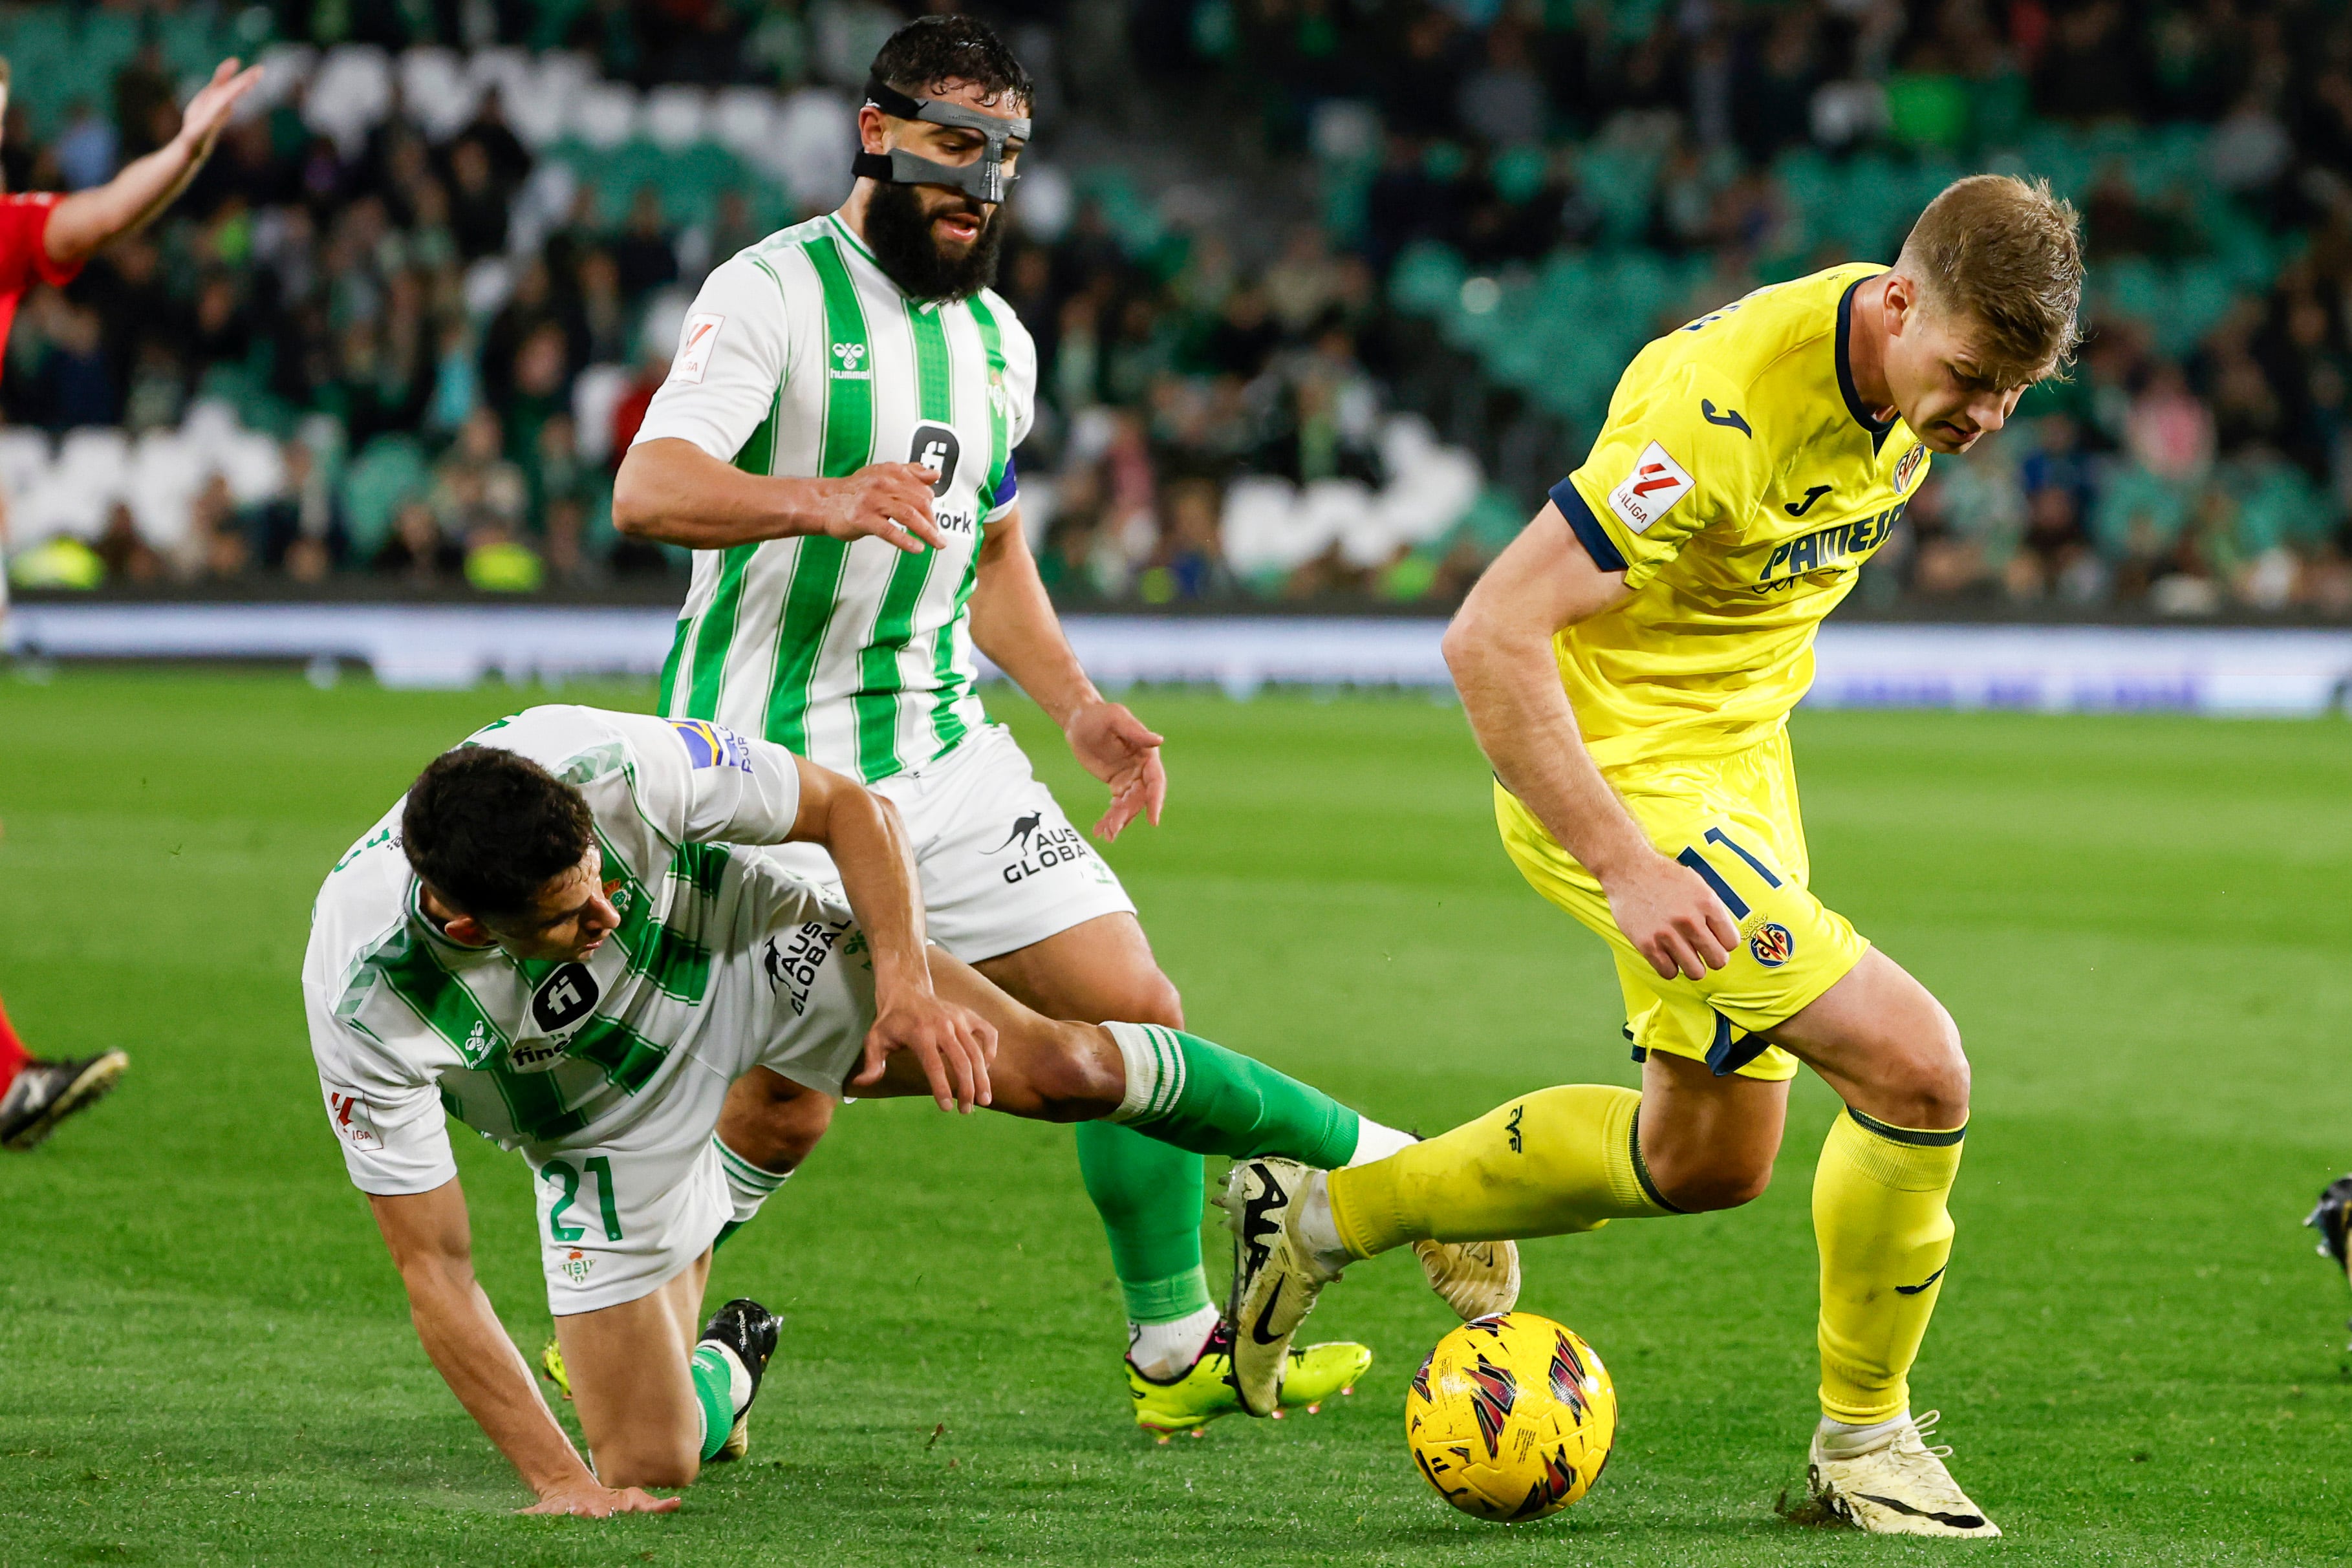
left=1074, top=1121, right=1213, bottom=1324
left=1105, top=1023, right=1360, bottom=1168
left=690, top=1344, right=735, bottom=1463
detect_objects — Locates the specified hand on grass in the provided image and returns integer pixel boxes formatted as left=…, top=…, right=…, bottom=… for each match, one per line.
left=520, top=1481, right=682, bottom=1518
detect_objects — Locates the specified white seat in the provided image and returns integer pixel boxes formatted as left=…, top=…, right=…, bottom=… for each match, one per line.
left=15, top=472, right=112, bottom=545
left=400, top=47, right=480, bottom=143
left=303, top=45, right=393, bottom=155
left=0, top=427, right=51, bottom=500
left=709, top=87, right=778, bottom=160
left=569, top=80, right=640, bottom=149
left=642, top=85, right=708, bottom=151
left=570, top=363, right=631, bottom=465
left=1218, top=476, right=1304, bottom=575
left=773, top=89, right=856, bottom=209
left=248, top=45, right=316, bottom=116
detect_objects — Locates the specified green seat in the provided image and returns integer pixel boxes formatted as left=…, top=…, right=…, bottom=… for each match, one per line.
left=341, top=435, right=433, bottom=562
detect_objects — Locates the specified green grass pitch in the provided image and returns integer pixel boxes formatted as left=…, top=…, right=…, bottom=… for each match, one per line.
left=2, top=668, right=2347, bottom=1567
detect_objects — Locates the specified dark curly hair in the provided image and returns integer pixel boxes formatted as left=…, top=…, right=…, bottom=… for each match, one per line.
left=401, top=746, right=596, bottom=921
left=870, top=14, right=1033, bottom=113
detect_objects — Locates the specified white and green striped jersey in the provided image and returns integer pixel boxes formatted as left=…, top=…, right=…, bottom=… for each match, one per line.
left=301, top=706, right=804, bottom=1195
left=638, top=212, right=1037, bottom=784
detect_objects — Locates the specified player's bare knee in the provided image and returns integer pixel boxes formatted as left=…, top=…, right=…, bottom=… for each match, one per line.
left=1642, top=1136, right=1773, bottom=1212
left=1117, top=971, right=1183, bottom=1030
left=597, top=1443, right=698, bottom=1491
left=1655, top=1154, right=1773, bottom=1212
left=717, top=1074, right=834, bottom=1170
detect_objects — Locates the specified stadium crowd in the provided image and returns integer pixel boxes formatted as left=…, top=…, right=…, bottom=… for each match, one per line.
left=3, top=0, right=2352, bottom=617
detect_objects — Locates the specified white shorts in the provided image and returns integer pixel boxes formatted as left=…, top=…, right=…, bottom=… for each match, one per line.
left=517, top=857, right=878, bottom=1314
left=758, top=724, right=1136, bottom=963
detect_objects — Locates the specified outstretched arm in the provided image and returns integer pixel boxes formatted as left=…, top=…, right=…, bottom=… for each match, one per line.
left=1442, top=502, right=1738, bottom=981
left=367, top=1180, right=678, bottom=1518
left=786, top=757, right=997, bottom=1111
left=967, top=504, right=1165, bottom=840
left=43, top=59, right=263, bottom=266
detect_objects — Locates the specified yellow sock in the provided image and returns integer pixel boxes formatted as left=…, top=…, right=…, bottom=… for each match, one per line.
left=1327, top=1085, right=1676, bottom=1258
left=1813, top=1106, right=1965, bottom=1424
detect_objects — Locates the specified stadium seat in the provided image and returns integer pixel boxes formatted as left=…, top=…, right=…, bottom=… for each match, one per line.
left=305, top=46, right=394, bottom=155
left=340, top=435, right=433, bottom=562
left=400, top=47, right=482, bottom=143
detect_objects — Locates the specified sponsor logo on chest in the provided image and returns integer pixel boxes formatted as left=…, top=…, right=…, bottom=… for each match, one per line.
left=1753, top=501, right=1906, bottom=592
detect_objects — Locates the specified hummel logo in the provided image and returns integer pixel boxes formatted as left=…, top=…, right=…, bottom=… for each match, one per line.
left=1785, top=484, right=1832, bottom=517
left=1700, top=400, right=1752, bottom=437
left=1894, top=1264, right=1947, bottom=1296
left=831, top=341, right=865, bottom=368
left=1505, top=1104, right=1524, bottom=1153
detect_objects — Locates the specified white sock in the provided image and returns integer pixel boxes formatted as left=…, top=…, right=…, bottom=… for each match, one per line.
left=698, top=1339, right=755, bottom=1415
left=715, top=1136, right=793, bottom=1225
left=1293, top=1169, right=1354, bottom=1276
left=1347, top=1118, right=1416, bottom=1166
left=1128, top=1303, right=1219, bottom=1380
left=1817, top=1409, right=1912, bottom=1455
left=1103, top=1021, right=1180, bottom=1123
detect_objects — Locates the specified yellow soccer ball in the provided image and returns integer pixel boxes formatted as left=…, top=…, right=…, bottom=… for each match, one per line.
left=1403, top=1311, right=1617, bottom=1522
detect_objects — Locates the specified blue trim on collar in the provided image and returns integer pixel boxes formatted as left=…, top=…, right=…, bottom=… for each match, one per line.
left=1836, top=274, right=1897, bottom=455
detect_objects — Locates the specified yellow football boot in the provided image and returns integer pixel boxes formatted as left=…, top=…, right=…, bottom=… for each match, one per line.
left=1128, top=1320, right=1372, bottom=1441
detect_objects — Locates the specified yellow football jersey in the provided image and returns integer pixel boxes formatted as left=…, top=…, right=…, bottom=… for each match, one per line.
left=1549, top=263, right=1930, bottom=771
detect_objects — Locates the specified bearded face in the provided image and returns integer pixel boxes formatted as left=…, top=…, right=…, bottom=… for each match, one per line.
left=863, top=177, right=1008, bottom=302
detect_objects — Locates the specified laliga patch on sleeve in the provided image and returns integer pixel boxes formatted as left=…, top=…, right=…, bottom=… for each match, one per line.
left=669, top=312, right=726, bottom=384
left=1606, top=441, right=1695, bottom=534
left=669, top=718, right=753, bottom=772
left=324, top=1087, right=383, bottom=1151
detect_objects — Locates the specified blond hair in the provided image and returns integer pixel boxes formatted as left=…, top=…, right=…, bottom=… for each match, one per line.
left=1897, top=174, right=2084, bottom=385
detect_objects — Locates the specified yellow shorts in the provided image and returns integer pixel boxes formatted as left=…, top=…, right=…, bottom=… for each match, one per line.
left=1495, top=727, right=1870, bottom=1083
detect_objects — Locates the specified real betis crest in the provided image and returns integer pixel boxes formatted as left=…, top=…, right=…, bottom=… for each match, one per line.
left=561, top=1249, right=594, bottom=1284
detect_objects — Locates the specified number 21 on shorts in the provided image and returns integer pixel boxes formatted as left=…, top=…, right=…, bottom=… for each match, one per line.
left=543, top=1155, right=623, bottom=1242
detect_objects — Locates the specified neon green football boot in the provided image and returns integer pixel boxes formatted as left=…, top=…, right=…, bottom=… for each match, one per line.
left=1128, top=1321, right=1372, bottom=1441
left=538, top=1337, right=572, bottom=1401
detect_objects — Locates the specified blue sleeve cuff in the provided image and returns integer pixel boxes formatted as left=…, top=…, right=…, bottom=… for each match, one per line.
left=1548, top=478, right=1628, bottom=574
left=995, top=453, right=1018, bottom=506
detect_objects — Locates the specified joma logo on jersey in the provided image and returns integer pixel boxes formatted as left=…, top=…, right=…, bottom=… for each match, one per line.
left=1754, top=502, right=1905, bottom=590
left=830, top=341, right=869, bottom=378
left=764, top=919, right=851, bottom=1016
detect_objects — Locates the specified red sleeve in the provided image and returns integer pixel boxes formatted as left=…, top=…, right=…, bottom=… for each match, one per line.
left=0, top=195, right=83, bottom=294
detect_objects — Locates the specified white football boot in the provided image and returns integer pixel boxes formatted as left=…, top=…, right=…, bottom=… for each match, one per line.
left=1412, top=1236, right=1522, bottom=1320
left=1807, top=1410, right=2001, bottom=1537
left=1219, top=1157, right=1340, bottom=1418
